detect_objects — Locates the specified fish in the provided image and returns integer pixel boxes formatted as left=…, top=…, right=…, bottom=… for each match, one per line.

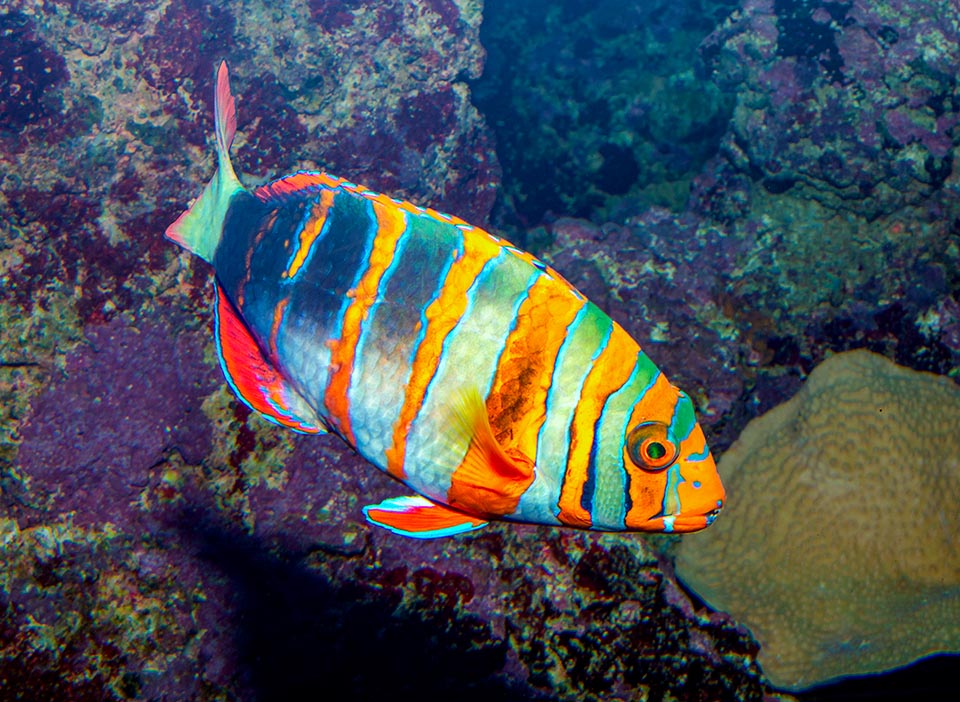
left=165, top=61, right=725, bottom=539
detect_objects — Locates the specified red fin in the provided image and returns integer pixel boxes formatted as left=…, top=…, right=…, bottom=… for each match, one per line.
left=446, top=389, right=536, bottom=517
left=363, top=496, right=488, bottom=539
left=215, top=283, right=326, bottom=434
left=254, top=172, right=345, bottom=203
left=215, top=61, right=237, bottom=155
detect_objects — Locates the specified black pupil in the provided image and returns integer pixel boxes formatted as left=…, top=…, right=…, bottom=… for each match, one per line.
left=646, top=441, right=666, bottom=460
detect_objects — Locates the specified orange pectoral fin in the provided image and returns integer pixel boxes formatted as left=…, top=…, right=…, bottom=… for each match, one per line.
left=445, top=389, right=537, bottom=518
left=363, top=496, right=488, bottom=538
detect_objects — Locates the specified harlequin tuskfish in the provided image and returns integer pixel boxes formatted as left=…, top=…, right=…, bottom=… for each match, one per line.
left=166, top=62, right=724, bottom=538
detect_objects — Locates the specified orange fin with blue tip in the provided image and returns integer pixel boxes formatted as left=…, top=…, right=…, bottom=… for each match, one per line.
left=362, top=495, right=488, bottom=539
left=215, top=282, right=327, bottom=434
left=445, top=388, right=537, bottom=517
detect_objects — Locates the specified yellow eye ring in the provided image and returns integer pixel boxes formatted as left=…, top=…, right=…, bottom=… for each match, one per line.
left=626, top=422, right=679, bottom=471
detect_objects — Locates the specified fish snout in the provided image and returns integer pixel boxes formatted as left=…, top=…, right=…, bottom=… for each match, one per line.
left=672, top=453, right=725, bottom=532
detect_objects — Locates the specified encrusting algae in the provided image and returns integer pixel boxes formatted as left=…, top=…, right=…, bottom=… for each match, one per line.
left=674, top=349, right=960, bottom=690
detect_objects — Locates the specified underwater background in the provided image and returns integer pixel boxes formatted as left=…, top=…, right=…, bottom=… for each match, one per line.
left=1, top=0, right=958, bottom=700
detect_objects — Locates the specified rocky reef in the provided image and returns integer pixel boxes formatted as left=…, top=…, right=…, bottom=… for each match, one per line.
left=2, top=0, right=959, bottom=699
left=1, top=1, right=776, bottom=700
left=471, top=0, right=740, bottom=228
left=699, top=0, right=959, bottom=221
left=681, top=0, right=960, bottom=388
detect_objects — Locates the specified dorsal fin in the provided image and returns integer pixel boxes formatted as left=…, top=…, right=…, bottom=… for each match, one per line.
left=254, top=172, right=344, bottom=203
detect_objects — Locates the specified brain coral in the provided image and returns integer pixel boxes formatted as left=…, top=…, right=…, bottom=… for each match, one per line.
left=674, top=349, right=960, bottom=690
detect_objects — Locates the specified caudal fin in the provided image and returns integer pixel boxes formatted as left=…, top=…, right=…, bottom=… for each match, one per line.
left=165, top=61, right=244, bottom=263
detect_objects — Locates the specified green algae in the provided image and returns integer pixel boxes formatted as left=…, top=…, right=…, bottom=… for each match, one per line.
left=200, top=382, right=296, bottom=529
left=0, top=517, right=203, bottom=700
left=727, top=190, right=960, bottom=340
left=125, top=118, right=181, bottom=154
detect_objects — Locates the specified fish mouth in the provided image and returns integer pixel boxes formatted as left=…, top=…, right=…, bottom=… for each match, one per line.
left=702, top=504, right=723, bottom=525
left=664, top=504, right=724, bottom=533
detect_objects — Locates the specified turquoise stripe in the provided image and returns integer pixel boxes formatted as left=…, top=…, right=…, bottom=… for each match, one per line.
left=669, top=390, right=697, bottom=443
left=401, top=250, right=533, bottom=500
left=535, top=301, right=592, bottom=460
left=483, top=266, right=543, bottom=400
left=688, top=446, right=710, bottom=462
left=661, top=463, right=684, bottom=531
left=408, top=240, right=462, bottom=367
left=414, top=249, right=523, bottom=430
left=658, top=391, right=700, bottom=526
left=657, top=392, right=699, bottom=521
left=561, top=316, right=614, bottom=475
left=346, top=210, right=412, bottom=456
left=589, top=355, right=661, bottom=530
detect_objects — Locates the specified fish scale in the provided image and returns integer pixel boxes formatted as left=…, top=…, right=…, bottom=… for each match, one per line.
left=165, top=61, right=725, bottom=539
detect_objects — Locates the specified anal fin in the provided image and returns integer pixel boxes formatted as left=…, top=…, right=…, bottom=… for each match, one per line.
left=215, top=282, right=326, bottom=434
left=363, top=496, right=488, bottom=539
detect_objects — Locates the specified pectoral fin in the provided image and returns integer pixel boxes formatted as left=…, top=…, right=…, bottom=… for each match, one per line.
left=363, top=495, right=488, bottom=539
left=445, top=388, right=537, bottom=517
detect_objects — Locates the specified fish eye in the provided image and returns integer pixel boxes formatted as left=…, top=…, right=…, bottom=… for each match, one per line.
left=626, top=422, right=679, bottom=471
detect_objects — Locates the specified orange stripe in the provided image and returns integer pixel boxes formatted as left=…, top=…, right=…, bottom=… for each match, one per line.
left=268, top=297, right=289, bottom=361
left=284, top=188, right=335, bottom=279
left=556, top=322, right=638, bottom=528
left=384, top=235, right=504, bottom=479
left=485, top=275, right=586, bottom=459
left=238, top=215, right=273, bottom=308
left=324, top=200, right=407, bottom=443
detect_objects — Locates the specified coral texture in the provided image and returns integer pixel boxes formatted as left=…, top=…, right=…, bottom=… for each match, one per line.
left=674, top=350, right=960, bottom=690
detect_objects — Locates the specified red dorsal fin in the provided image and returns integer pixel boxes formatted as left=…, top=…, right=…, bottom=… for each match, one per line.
left=254, top=172, right=346, bottom=203
left=214, top=283, right=327, bottom=434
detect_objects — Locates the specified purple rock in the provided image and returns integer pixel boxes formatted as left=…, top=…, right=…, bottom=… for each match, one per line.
left=545, top=214, right=749, bottom=439
left=698, top=0, right=960, bottom=219
left=16, top=315, right=218, bottom=529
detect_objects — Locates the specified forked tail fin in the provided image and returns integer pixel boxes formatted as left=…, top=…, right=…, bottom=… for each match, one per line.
left=165, top=61, right=244, bottom=263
